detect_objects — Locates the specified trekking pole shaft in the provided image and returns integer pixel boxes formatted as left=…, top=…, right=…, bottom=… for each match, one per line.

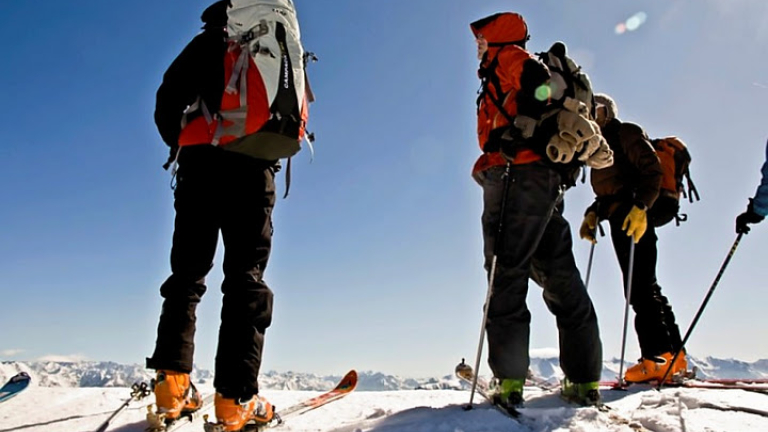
left=657, top=233, right=743, bottom=389
left=467, top=164, right=512, bottom=407
left=584, top=242, right=596, bottom=290
left=617, top=238, right=636, bottom=385
left=95, top=398, right=133, bottom=432
left=468, top=255, right=498, bottom=406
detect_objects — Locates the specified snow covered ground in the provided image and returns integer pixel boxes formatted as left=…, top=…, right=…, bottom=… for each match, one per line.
left=1, top=382, right=767, bottom=432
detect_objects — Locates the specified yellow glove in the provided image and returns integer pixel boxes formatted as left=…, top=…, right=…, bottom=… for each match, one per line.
left=622, top=205, right=648, bottom=243
left=579, top=211, right=598, bottom=244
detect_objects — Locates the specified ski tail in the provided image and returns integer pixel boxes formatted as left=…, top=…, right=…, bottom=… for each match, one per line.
left=454, top=359, right=492, bottom=400
left=0, top=372, right=32, bottom=404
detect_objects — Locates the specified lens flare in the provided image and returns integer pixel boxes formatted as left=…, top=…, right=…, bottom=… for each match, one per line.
left=626, top=12, right=648, bottom=31
left=535, top=84, right=552, bottom=102
left=615, top=11, right=647, bottom=35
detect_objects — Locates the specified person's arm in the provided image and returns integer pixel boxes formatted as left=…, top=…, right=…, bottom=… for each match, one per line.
left=155, top=31, right=225, bottom=148
left=620, top=123, right=662, bottom=210
left=752, top=140, right=768, bottom=217
left=155, top=38, right=204, bottom=148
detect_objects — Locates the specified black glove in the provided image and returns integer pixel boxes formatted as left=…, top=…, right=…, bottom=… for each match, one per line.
left=736, top=198, right=765, bottom=234
left=162, top=145, right=179, bottom=171
left=499, top=127, right=525, bottom=163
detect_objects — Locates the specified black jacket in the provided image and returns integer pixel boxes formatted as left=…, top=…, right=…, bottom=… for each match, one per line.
left=154, top=28, right=227, bottom=148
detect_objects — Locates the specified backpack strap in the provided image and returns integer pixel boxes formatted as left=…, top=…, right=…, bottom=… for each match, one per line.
left=212, top=46, right=250, bottom=146
left=477, top=56, right=516, bottom=125
left=684, top=172, right=700, bottom=203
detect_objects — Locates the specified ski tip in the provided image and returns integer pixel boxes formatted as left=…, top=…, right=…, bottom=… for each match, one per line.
left=337, top=370, right=358, bottom=391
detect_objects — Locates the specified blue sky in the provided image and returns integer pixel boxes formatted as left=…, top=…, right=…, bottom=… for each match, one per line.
left=1, top=0, right=767, bottom=378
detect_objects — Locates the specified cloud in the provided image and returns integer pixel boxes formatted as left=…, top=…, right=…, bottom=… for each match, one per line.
left=1, top=349, right=25, bottom=357
left=36, top=354, right=89, bottom=362
left=530, top=347, right=560, bottom=358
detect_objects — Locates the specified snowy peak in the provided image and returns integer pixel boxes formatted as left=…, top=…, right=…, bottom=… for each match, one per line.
left=0, top=361, right=212, bottom=388
left=689, top=356, right=768, bottom=379
left=2, top=355, right=767, bottom=391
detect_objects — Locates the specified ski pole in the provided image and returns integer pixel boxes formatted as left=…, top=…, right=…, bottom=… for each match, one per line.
left=657, top=233, right=743, bottom=390
left=584, top=223, right=604, bottom=290
left=466, top=167, right=565, bottom=409
left=466, top=164, right=512, bottom=409
left=615, top=236, right=637, bottom=389
left=584, top=244, right=596, bottom=290
left=95, top=381, right=151, bottom=432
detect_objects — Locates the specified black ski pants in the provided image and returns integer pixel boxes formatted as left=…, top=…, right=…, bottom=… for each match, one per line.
left=480, top=163, right=603, bottom=383
left=608, top=202, right=683, bottom=359
left=146, top=145, right=276, bottom=400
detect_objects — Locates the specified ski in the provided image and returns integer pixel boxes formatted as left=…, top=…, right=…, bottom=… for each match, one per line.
left=601, top=379, right=768, bottom=393
left=203, top=369, right=358, bottom=431
left=146, top=393, right=216, bottom=432
left=676, top=380, right=768, bottom=394
left=0, top=372, right=31, bottom=404
left=696, top=378, right=768, bottom=384
left=96, top=381, right=152, bottom=432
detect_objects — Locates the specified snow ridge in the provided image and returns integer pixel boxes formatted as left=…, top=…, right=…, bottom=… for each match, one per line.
left=2, top=355, right=766, bottom=391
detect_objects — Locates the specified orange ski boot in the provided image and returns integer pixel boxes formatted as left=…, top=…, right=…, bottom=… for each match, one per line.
left=624, top=351, right=687, bottom=383
left=151, top=370, right=202, bottom=422
left=212, top=393, right=274, bottom=431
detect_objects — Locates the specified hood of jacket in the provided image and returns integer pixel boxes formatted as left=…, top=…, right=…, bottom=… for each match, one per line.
left=470, top=12, right=529, bottom=61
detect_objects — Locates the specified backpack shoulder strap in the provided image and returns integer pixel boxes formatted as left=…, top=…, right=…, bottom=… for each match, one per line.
left=477, top=55, right=517, bottom=125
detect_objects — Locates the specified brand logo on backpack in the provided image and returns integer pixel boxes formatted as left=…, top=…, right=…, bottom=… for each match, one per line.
left=649, top=136, right=700, bottom=227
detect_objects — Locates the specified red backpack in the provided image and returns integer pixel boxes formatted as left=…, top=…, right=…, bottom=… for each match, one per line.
left=649, top=136, right=700, bottom=226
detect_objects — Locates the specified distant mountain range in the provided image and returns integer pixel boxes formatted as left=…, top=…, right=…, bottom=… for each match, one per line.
left=1, top=356, right=766, bottom=391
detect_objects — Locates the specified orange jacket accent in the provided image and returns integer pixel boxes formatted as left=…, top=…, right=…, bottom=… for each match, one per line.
left=470, top=13, right=542, bottom=176
left=178, top=47, right=271, bottom=147
left=472, top=149, right=541, bottom=174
